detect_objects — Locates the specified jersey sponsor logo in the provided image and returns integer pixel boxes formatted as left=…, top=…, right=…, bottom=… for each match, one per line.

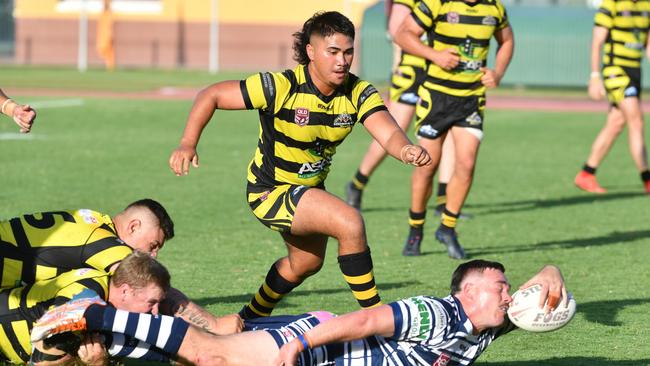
left=624, top=42, right=644, bottom=50
left=297, top=158, right=331, bottom=178
left=359, top=85, right=379, bottom=105
left=259, top=190, right=270, bottom=202
left=291, top=185, right=307, bottom=197
left=447, top=12, right=459, bottom=24
left=76, top=268, right=92, bottom=276
left=466, top=112, right=483, bottom=125
left=410, top=297, right=433, bottom=340
left=624, top=86, right=639, bottom=97
left=317, top=103, right=333, bottom=111
left=482, top=15, right=497, bottom=26
left=399, top=92, right=420, bottom=104
left=295, top=107, right=310, bottom=126
left=418, top=125, right=439, bottom=138
left=432, top=352, right=451, bottom=366
left=78, top=209, right=98, bottom=224
left=333, top=113, right=354, bottom=127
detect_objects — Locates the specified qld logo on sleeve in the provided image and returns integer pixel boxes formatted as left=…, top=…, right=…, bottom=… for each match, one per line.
left=295, top=107, right=310, bottom=126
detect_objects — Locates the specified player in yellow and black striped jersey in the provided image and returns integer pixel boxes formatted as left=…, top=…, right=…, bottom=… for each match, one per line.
left=0, top=199, right=174, bottom=289
left=170, top=12, right=431, bottom=321
left=394, top=0, right=514, bottom=259
left=0, top=251, right=171, bottom=364
left=576, top=0, right=650, bottom=194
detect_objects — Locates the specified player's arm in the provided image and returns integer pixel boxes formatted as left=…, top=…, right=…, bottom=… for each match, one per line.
left=364, top=110, right=431, bottom=166
left=394, top=15, right=459, bottom=70
left=518, top=265, right=567, bottom=312
left=274, top=305, right=395, bottom=366
left=0, top=88, right=36, bottom=133
left=588, top=26, right=608, bottom=100
left=480, top=25, right=514, bottom=89
left=161, top=287, right=243, bottom=335
left=169, top=80, right=247, bottom=176
left=387, top=2, right=412, bottom=66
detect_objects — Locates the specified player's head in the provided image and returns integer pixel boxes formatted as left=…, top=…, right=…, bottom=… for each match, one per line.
left=451, top=260, right=512, bottom=331
left=114, top=198, right=174, bottom=257
left=108, top=251, right=170, bottom=314
left=293, top=11, right=355, bottom=90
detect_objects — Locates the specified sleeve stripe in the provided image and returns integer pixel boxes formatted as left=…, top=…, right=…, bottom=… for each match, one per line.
left=240, top=80, right=254, bottom=109
left=389, top=302, right=403, bottom=339
left=358, top=105, right=388, bottom=125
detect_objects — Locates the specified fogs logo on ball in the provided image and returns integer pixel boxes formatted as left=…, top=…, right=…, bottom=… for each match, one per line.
left=295, top=107, right=310, bottom=126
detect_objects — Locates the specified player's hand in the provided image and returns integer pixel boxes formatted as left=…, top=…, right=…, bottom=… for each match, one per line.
left=432, top=48, right=460, bottom=70
left=400, top=144, right=432, bottom=166
left=169, top=145, right=199, bottom=176
left=214, top=313, right=245, bottom=335
left=273, top=339, right=302, bottom=366
left=480, top=67, right=501, bottom=89
left=77, top=333, right=108, bottom=366
left=519, top=265, right=568, bottom=314
left=588, top=76, right=605, bottom=100
left=13, top=103, right=36, bottom=133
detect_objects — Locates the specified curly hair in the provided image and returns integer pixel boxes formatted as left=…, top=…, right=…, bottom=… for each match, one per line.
left=292, top=11, right=356, bottom=65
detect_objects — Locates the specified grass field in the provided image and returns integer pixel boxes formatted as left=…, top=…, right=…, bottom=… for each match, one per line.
left=1, top=69, right=649, bottom=365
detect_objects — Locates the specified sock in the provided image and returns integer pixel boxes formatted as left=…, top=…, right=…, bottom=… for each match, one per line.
left=641, top=170, right=650, bottom=182
left=84, top=304, right=189, bottom=355
left=240, top=262, right=301, bottom=319
left=435, top=182, right=447, bottom=208
left=338, top=249, right=382, bottom=309
left=408, top=209, right=426, bottom=229
left=351, top=170, right=369, bottom=190
left=440, top=208, right=459, bottom=233
left=582, top=164, right=597, bottom=175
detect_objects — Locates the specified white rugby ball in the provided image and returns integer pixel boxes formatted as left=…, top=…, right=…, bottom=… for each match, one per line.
left=507, top=284, right=576, bottom=332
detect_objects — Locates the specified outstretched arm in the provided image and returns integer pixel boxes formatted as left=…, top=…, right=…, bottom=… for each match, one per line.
left=274, top=305, right=395, bottom=366
left=363, top=110, right=431, bottom=166
left=519, top=265, right=567, bottom=312
left=0, top=88, right=36, bottom=133
left=169, top=80, right=247, bottom=176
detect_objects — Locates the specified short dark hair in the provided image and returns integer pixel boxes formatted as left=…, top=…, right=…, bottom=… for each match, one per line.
left=450, top=260, right=506, bottom=294
left=126, top=198, right=174, bottom=241
left=292, top=11, right=356, bottom=65
left=112, top=250, right=171, bottom=291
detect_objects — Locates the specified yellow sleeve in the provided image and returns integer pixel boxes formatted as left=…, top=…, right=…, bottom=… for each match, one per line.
left=496, top=0, right=510, bottom=30
left=413, top=0, right=439, bottom=31
left=241, top=71, right=292, bottom=114
left=354, top=81, right=388, bottom=124
left=594, top=0, right=614, bottom=28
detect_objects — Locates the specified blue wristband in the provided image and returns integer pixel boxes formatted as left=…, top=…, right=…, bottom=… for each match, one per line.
left=297, top=334, right=310, bottom=351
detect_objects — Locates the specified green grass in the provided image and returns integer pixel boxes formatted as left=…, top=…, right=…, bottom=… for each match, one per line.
left=1, top=86, right=649, bottom=365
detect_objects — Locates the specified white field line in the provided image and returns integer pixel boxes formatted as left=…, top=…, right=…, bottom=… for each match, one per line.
left=29, top=99, right=85, bottom=109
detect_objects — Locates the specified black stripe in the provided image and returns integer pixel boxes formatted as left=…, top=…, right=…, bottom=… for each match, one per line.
left=412, top=12, right=430, bottom=31
left=259, top=289, right=281, bottom=305
left=240, top=80, right=253, bottom=109
left=250, top=298, right=274, bottom=315
left=597, top=7, right=611, bottom=17
left=612, top=25, right=650, bottom=32
left=435, top=13, right=496, bottom=26
left=610, top=54, right=642, bottom=62
left=432, top=33, right=491, bottom=47
left=0, top=322, right=30, bottom=362
left=358, top=295, right=381, bottom=308
left=284, top=188, right=296, bottom=216
left=615, top=10, right=648, bottom=17
left=75, top=278, right=107, bottom=299
left=260, top=72, right=277, bottom=113
left=9, top=218, right=35, bottom=284
left=31, top=237, right=128, bottom=274
left=23, top=211, right=75, bottom=229
left=426, top=76, right=482, bottom=90
left=358, top=105, right=388, bottom=125
left=264, top=192, right=286, bottom=219
left=281, top=69, right=299, bottom=96
left=348, top=279, right=377, bottom=292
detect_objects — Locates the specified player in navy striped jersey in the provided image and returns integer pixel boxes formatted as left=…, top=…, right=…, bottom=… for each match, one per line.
left=36, top=260, right=566, bottom=366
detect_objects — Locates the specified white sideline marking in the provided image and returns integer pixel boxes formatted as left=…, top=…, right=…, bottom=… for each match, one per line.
left=0, top=133, right=42, bottom=141
left=29, top=99, right=85, bottom=109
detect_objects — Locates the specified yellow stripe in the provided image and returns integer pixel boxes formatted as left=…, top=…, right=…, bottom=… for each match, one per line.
left=352, top=287, right=380, bottom=301
left=1, top=258, right=22, bottom=289
left=0, top=325, right=23, bottom=363
left=262, top=283, right=282, bottom=300
left=86, top=246, right=132, bottom=271
left=249, top=305, right=271, bottom=317
left=11, top=320, right=31, bottom=359
left=351, top=177, right=365, bottom=189
left=435, top=196, right=446, bottom=205
left=441, top=213, right=458, bottom=228
left=342, top=272, right=374, bottom=285
left=35, top=265, right=58, bottom=282
left=254, top=292, right=276, bottom=308
left=8, top=288, right=22, bottom=310
left=408, top=218, right=425, bottom=226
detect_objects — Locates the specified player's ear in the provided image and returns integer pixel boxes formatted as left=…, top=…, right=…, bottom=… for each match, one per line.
left=128, top=218, right=142, bottom=234
left=462, top=281, right=476, bottom=300
left=306, top=43, right=315, bottom=61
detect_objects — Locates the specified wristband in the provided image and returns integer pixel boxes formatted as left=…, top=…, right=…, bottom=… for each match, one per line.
left=297, top=334, right=311, bottom=351
left=1, top=99, right=13, bottom=115
left=590, top=71, right=601, bottom=79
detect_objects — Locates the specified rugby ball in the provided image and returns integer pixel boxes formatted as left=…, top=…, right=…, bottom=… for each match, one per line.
left=507, top=284, right=576, bottom=332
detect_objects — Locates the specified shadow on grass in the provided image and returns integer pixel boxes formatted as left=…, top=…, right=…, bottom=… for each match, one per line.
left=190, top=280, right=421, bottom=306
left=466, top=191, right=644, bottom=215
left=577, top=298, right=650, bottom=326
left=479, top=357, right=650, bottom=366
left=470, top=229, right=650, bottom=256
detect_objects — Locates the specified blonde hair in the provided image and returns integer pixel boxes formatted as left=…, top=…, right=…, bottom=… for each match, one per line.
left=112, top=250, right=171, bottom=291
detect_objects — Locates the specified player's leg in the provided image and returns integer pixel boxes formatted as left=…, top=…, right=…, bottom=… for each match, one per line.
left=617, top=97, right=650, bottom=192
left=240, top=233, right=327, bottom=319
left=435, top=134, right=455, bottom=215
left=435, top=126, right=481, bottom=260
left=291, top=189, right=381, bottom=309
left=576, top=108, right=625, bottom=193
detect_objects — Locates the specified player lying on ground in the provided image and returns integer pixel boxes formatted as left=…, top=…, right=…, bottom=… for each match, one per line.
left=33, top=259, right=568, bottom=366
left=0, top=199, right=241, bottom=335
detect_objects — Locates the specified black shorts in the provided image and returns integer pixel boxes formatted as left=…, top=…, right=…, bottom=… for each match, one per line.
left=389, top=64, right=427, bottom=106
left=602, top=66, right=641, bottom=106
left=414, top=87, right=486, bottom=140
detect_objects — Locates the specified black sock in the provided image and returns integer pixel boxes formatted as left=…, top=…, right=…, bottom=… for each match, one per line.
left=408, top=210, right=426, bottom=229
left=582, top=164, right=597, bottom=175
left=338, top=248, right=381, bottom=309
left=641, top=170, right=650, bottom=182
left=439, top=208, right=459, bottom=233
left=351, top=170, right=369, bottom=190
left=241, top=262, right=301, bottom=319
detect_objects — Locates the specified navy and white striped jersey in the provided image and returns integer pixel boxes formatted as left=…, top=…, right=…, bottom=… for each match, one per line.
left=264, top=296, right=515, bottom=366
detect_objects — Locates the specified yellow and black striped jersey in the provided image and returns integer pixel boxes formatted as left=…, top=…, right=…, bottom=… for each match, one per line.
left=595, top=0, right=650, bottom=68
left=240, top=64, right=387, bottom=187
left=0, top=209, right=133, bottom=289
left=413, top=0, right=509, bottom=97
left=0, top=268, right=109, bottom=363
left=394, top=0, right=429, bottom=68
